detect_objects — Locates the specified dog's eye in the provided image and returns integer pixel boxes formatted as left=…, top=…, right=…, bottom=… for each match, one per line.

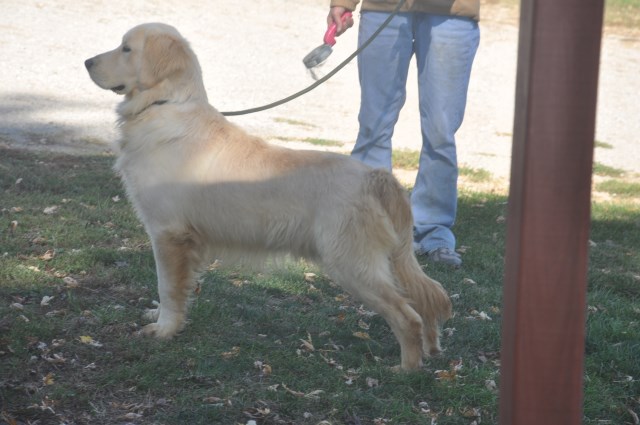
left=122, top=45, right=131, bottom=53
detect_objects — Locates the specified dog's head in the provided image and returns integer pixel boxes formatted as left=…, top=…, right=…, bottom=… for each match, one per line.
left=85, top=23, right=206, bottom=117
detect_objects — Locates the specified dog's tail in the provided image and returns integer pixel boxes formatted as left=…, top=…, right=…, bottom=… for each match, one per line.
left=364, top=169, right=452, bottom=353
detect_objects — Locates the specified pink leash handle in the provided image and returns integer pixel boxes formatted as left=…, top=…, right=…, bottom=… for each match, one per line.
left=323, top=11, right=353, bottom=46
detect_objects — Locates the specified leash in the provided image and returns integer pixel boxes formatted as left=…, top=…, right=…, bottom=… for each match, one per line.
left=221, top=0, right=407, bottom=117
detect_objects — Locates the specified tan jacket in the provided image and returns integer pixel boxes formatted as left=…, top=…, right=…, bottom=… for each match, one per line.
left=329, top=0, right=480, bottom=21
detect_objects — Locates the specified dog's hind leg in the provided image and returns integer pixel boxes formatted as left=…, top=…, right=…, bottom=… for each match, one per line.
left=141, top=231, right=201, bottom=339
left=324, top=253, right=425, bottom=371
left=392, top=245, right=452, bottom=356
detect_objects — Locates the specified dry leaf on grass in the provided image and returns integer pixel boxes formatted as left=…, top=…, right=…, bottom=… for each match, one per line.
left=79, top=335, right=103, bottom=347
left=299, top=333, right=315, bottom=352
left=352, top=331, right=370, bottom=340
left=254, top=360, right=272, bottom=376
left=466, top=310, right=492, bottom=321
left=221, top=346, right=240, bottom=359
left=42, top=353, right=66, bottom=364
left=280, top=383, right=324, bottom=400
left=435, top=359, right=464, bottom=382
left=335, top=294, right=349, bottom=302
left=39, top=250, right=55, bottom=261
left=42, top=372, right=55, bottom=386
left=202, top=396, right=232, bottom=406
left=485, top=379, right=498, bottom=392
left=40, top=296, right=54, bottom=306
left=43, top=206, right=59, bottom=215
left=63, top=276, right=79, bottom=288
left=358, top=319, right=370, bottom=330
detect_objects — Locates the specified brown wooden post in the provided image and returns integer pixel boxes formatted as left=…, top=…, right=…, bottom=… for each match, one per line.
left=499, top=1, right=605, bottom=424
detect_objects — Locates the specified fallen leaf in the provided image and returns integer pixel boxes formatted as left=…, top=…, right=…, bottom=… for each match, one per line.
left=39, top=250, right=55, bottom=261
left=202, top=396, right=223, bottom=403
left=304, top=389, right=324, bottom=399
left=63, top=276, right=79, bottom=288
left=42, top=373, right=55, bottom=386
left=461, top=407, right=481, bottom=418
left=303, top=272, right=316, bottom=283
left=79, top=335, right=103, bottom=347
left=282, top=383, right=305, bottom=397
left=299, top=333, right=315, bottom=352
left=467, top=310, right=492, bottom=321
left=352, top=331, right=370, bottom=340
left=477, top=311, right=492, bottom=321
left=435, top=369, right=457, bottom=381
left=43, top=206, right=59, bottom=215
left=40, top=296, right=54, bottom=306
left=358, top=319, right=370, bottom=330
left=120, top=412, right=143, bottom=420
left=43, top=353, right=66, bottom=364
left=254, top=360, right=272, bottom=376
left=221, top=346, right=240, bottom=359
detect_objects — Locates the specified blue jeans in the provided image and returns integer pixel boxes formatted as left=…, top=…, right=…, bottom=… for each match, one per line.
left=351, top=11, right=479, bottom=252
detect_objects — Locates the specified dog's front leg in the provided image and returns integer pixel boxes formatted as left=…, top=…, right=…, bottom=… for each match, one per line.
left=141, top=231, right=198, bottom=338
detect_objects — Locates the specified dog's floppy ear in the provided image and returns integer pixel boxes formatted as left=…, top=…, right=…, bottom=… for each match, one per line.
left=139, top=34, right=190, bottom=88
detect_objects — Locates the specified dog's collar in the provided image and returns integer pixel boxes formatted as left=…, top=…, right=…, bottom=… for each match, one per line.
left=135, top=99, right=169, bottom=116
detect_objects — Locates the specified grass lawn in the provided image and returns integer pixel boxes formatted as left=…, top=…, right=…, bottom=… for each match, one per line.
left=0, top=147, right=638, bottom=424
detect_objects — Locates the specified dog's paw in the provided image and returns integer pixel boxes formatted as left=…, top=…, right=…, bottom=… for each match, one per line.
left=143, top=301, right=161, bottom=321
left=139, top=322, right=178, bottom=339
left=144, top=308, right=160, bottom=321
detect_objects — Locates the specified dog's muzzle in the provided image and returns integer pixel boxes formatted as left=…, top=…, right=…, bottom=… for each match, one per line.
left=85, top=58, right=126, bottom=93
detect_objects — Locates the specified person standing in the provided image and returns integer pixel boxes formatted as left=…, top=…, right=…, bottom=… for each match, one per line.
left=327, top=0, right=480, bottom=267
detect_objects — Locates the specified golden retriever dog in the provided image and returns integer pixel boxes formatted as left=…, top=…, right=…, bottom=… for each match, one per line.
left=84, top=23, right=451, bottom=370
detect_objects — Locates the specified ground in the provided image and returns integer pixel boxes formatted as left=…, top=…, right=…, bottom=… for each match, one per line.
left=1, top=0, right=638, bottom=186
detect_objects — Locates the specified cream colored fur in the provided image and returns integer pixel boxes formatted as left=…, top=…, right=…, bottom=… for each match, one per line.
left=85, top=22, right=451, bottom=370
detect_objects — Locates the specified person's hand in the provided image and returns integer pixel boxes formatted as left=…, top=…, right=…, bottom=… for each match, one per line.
left=327, top=6, right=354, bottom=36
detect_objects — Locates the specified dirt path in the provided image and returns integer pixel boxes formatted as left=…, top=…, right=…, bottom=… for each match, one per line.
left=1, top=0, right=638, bottom=182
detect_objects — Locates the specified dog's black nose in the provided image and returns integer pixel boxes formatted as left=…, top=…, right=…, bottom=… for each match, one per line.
left=84, top=58, right=94, bottom=70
